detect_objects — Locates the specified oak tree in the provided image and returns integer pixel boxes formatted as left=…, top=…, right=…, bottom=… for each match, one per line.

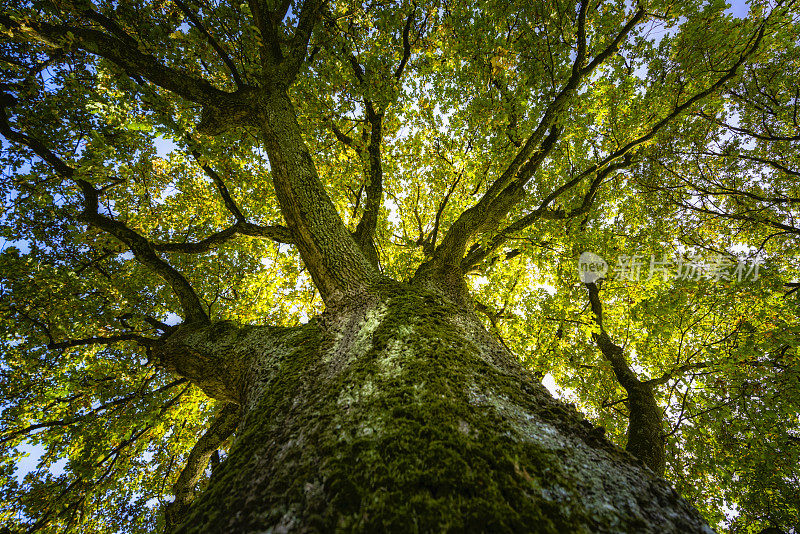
left=1, top=0, right=798, bottom=532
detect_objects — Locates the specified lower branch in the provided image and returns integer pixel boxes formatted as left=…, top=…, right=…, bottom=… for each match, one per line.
left=585, top=282, right=666, bottom=474
left=165, top=403, right=241, bottom=532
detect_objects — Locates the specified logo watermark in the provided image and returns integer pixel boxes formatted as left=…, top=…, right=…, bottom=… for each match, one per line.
left=578, top=252, right=762, bottom=282
left=578, top=252, right=609, bottom=283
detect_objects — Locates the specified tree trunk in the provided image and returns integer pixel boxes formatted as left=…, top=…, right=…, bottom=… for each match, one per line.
left=167, top=282, right=713, bottom=533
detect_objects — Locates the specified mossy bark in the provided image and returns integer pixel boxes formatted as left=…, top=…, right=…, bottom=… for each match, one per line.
left=170, top=283, right=712, bottom=533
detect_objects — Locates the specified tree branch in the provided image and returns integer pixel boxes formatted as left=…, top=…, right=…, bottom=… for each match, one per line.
left=462, top=158, right=630, bottom=271
left=647, top=361, right=715, bottom=387
left=421, top=4, right=647, bottom=277
left=75, top=5, right=139, bottom=48
left=0, top=378, right=187, bottom=447
left=584, top=282, right=665, bottom=474
left=282, top=0, right=323, bottom=83
left=173, top=0, right=244, bottom=87
left=0, top=105, right=209, bottom=324
left=164, top=403, right=241, bottom=532
left=394, top=4, right=417, bottom=79
left=264, top=18, right=387, bottom=285
left=153, top=222, right=293, bottom=254
left=137, top=90, right=296, bottom=252
left=259, top=91, right=379, bottom=304
left=329, top=120, right=359, bottom=150
left=458, top=19, right=767, bottom=275
left=352, top=103, right=384, bottom=268
left=0, top=15, right=232, bottom=106
left=47, top=333, right=158, bottom=350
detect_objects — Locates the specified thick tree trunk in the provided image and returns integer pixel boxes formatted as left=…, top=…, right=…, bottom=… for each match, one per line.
left=167, top=282, right=712, bottom=533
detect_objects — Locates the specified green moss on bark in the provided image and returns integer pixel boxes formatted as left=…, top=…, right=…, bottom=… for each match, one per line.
left=174, top=283, right=711, bottom=533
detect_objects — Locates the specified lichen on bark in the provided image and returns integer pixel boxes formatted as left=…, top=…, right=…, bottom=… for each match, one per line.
left=166, top=282, right=712, bottom=533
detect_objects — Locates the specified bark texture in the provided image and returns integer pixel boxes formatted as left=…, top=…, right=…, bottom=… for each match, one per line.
left=259, top=92, right=380, bottom=305
left=165, top=282, right=712, bottom=533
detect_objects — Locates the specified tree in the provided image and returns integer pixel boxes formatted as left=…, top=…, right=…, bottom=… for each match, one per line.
left=0, top=0, right=798, bottom=532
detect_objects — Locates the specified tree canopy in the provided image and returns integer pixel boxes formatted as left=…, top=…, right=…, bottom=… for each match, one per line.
left=0, top=0, right=798, bottom=532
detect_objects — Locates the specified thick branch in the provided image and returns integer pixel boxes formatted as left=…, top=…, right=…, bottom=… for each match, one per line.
left=394, top=4, right=416, bottom=79
left=425, top=5, right=647, bottom=274
left=77, top=181, right=209, bottom=324
left=260, top=93, right=379, bottom=303
left=352, top=103, right=384, bottom=268
left=1, top=16, right=231, bottom=105
left=2, top=13, right=262, bottom=137
left=462, top=158, right=630, bottom=271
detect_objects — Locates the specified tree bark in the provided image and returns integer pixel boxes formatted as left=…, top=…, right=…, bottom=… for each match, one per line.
left=163, top=282, right=712, bottom=533
left=258, top=92, right=380, bottom=305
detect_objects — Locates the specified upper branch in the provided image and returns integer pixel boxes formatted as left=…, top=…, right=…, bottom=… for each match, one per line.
left=188, top=149, right=246, bottom=221
left=462, top=158, right=631, bottom=271
left=585, top=282, right=638, bottom=388
left=282, top=0, right=323, bottom=83
left=352, top=102, right=384, bottom=268
left=74, top=6, right=139, bottom=48
left=0, top=105, right=209, bottom=324
left=459, top=18, right=767, bottom=274
left=424, top=4, right=646, bottom=274
left=394, top=4, right=417, bottom=79
left=482, top=4, right=644, bottom=205
left=173, top=0, right=244, bottom=87
left=0, top=15, right=232, bottom=105
left=328, top=21, right=412, bottom=269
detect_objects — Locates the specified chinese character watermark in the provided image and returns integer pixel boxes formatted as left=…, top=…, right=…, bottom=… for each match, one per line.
left=577, top=252, right=761, bottom=282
